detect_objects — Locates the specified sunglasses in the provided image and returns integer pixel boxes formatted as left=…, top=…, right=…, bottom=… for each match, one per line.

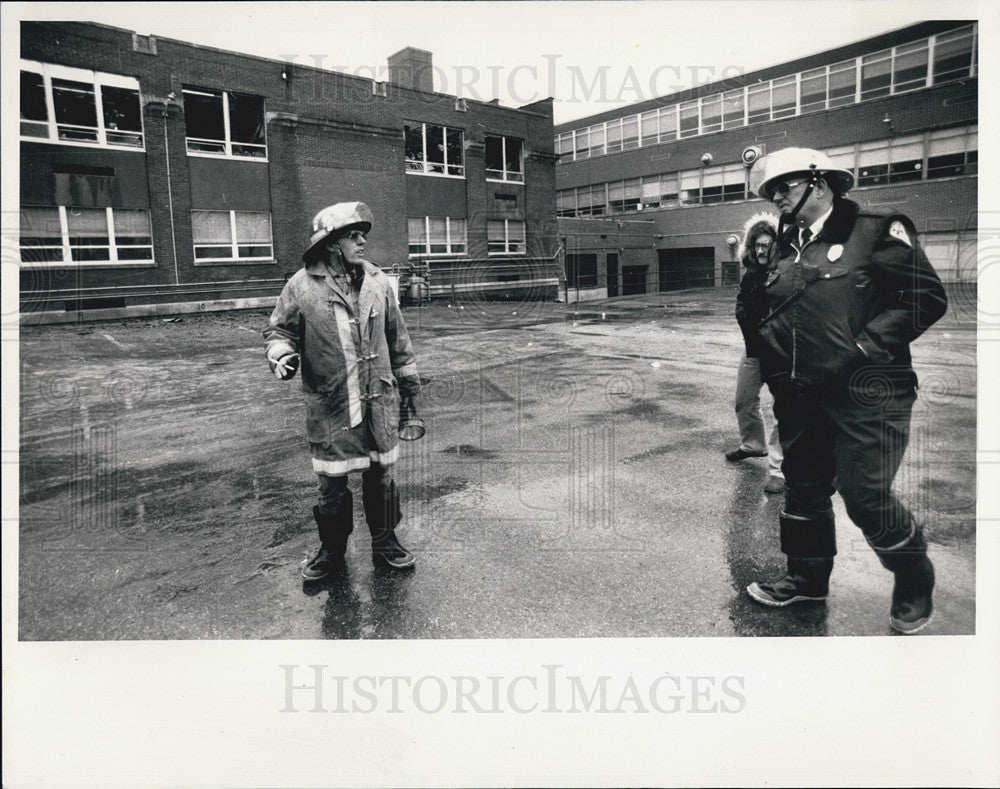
left=344, top=230, right=367, bottom=243
left=766, top=178, right=809, bottom=200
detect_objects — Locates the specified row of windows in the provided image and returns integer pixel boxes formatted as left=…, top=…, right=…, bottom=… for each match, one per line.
left=555, top=24, right=977, bottom=160
left=21, top=60, right=527, bottom=178
left=557, top=125, right=977, bottom=216
left=19, top=208, right=274, bottom=267
left=19, top=207, right=528, bottom=266
left=407, top=218, right=526, bottom=256
left=404, top=124, right=525, bottom=181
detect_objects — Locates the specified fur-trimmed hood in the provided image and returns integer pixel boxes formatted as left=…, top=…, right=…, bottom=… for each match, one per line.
left=737, top=211, right=779, bottom=266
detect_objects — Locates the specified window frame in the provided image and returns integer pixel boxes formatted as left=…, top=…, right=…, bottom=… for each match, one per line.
left=19, top=205, right=154, bottom=268
left=404, top=121, right=465, bottom=177
left=487, top=219, right=527, bottom=256
left=485, top=134, right=524, bottom=182
left=407, top=216, right=468, bottom=257
left=183, top=87, right=267, bottom=160
left=191, top=209, right=274, bottom=264
left=20, top=60, right=145, bottom=150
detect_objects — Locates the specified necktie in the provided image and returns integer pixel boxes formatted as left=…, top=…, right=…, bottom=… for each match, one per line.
left=800, top=228, right=813, bottom=247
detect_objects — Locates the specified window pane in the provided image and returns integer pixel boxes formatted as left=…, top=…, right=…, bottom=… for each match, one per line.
left=747, top=85, right=769, bottom=124
left=504, top=137, right=521, bottom=174
left=771, top=77, right=796, bottom=119
left=861, top=52, right=892, bottom=100
left=828, top=60, right=856, bottom=107
left=701, top=95, right=722, bottom=133
left=184, top=88, right=225, bottom=141
left=21, top=70, right=47, bottom=120
left=606, top=119, right=623, bottom=152
left=191, top=211, right=232, bottom=243
left=589, top=123, right=606, bottom=155
left=113, top=209, right=151, bottom=239
left=405, top=123, right=424, bottom=162
left=20, top=207, right=63, bottom=261
left=928, top=129, right=967, bottom=157
left=487, top=220, right=505, bottom=241
left=67, top=208, right=109, bottom=260
left=640, top=111, right=658, bottom=145
left=934, top=27, right=975, bottom=83
left=722, top=89, right=744, bottom=129
left=446, top=127, right=463, bottom=173
left=893, top=41, right=928, bottom=91
left=574, top=128, right=589, bottom=158
left=228, top=92, right=265, bottom=149
left=800, top=68, right=826, bottom=113
left=52, top=78, right=98, bottom=140
left=659, top=106, right=677, bottom=138
left=621, top=116, right=638, bottom=150
left=484, top=135, right=503, bottom=172
left=425, top=125, right=444, bottom=171
left=102, top=86, right=142, bottom=133
left=234, top=211, right=271, bottom=243
left=679, top=101, right=699, bottom=137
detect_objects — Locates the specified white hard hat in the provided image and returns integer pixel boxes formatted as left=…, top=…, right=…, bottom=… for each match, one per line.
left=750, top=147, right=854, bottom=200
left=303, top=201, right=374, bottom=262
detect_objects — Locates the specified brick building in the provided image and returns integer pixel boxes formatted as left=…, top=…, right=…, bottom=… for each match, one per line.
left=18, top=21, right=559, bottom=322
left=554, top=21, right=978, bottom=301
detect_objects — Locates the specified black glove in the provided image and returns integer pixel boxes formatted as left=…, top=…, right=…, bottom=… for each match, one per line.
left=398, top=393, right=417, bottom=424
left=269, top=353, right=299, bottom=380
left=397, top=374, right=422, bottom=398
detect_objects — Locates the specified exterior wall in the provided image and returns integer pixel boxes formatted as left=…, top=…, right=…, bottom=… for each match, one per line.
left=19, top=21, right=557, bottom=317
left=555, top=22, right=977, bottom=292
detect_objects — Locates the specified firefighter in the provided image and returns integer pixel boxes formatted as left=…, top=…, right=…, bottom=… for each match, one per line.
left=264, top=202, right=421, bottom=579
left=746, top=147, right=948, bottom=633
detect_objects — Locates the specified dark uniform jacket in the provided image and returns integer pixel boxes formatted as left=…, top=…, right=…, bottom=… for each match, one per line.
left=757, top=198, right=947, bottom=391
left=736, top=259, right=772, bottom=358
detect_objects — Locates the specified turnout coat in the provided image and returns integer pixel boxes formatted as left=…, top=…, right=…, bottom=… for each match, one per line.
left=264, top=258, right=419, bottom=476
left=757, top=198, right=947, bottom=392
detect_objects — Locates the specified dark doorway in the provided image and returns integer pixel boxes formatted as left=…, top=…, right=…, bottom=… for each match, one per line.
left=657, top=247, right=715, bottom=291
left=606, top=253, right=619, bottom=297
left=621, top=265, right=648, bottom=295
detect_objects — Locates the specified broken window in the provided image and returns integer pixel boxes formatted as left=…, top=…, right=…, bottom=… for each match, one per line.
left=485, top=135, right=523, bottom=181
left=184, top=87, right=266, bottom=158
left=20, top=60, right=143, bottom=147
left=404, top=122, right=464, bottom=176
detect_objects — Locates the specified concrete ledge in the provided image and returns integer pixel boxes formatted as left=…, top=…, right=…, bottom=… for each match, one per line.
left=20, top=296, right=277, bottom=326
left=566, top=288, right=609, bottom=304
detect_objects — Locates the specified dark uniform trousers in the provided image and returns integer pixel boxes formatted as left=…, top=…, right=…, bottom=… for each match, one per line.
left=771, top=379, right=917, bottom=553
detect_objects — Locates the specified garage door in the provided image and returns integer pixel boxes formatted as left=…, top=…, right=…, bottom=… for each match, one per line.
left=621, top=265, right=648, bottom=295
left=657, top=247, right=715, bottom=291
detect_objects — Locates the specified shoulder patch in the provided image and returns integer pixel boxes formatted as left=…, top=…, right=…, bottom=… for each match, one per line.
left=887, top=220, right=912, bottom=248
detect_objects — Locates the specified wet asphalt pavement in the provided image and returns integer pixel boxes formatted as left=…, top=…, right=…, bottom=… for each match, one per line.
left=18, top=286, right=977, bottom=639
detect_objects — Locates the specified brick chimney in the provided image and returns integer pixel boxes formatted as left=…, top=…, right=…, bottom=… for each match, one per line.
left=387, top=47, right=434, bottom=93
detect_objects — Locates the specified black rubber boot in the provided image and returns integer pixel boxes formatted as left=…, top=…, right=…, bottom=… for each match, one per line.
left=747, top=557, right=834, bottom=606
left=875, top=528, right=935, bottom=634
left=362, top=466, right=415, bottom=570
left=302, top=496, right=354, bottom=581
left=747, top=511, right=836, bottom=607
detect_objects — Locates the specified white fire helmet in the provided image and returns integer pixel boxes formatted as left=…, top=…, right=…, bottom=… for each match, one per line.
left=750, top=147, right=854, bottom=200
left=303, top=201, right=374, bottom=262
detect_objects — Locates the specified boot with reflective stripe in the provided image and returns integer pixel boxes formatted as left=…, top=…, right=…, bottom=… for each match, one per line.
left=875, top=528, right=935, bottom=634
left=362, top=466, right=415, bottom=570
left=302, top=499, right=353, bottom=581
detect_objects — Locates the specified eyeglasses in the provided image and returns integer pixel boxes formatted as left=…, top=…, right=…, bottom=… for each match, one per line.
left=753, top=242, right=772, bottom=250
left=345, top=230, right=367, bottom=243
left=766, top=178, right=809, bottom=200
